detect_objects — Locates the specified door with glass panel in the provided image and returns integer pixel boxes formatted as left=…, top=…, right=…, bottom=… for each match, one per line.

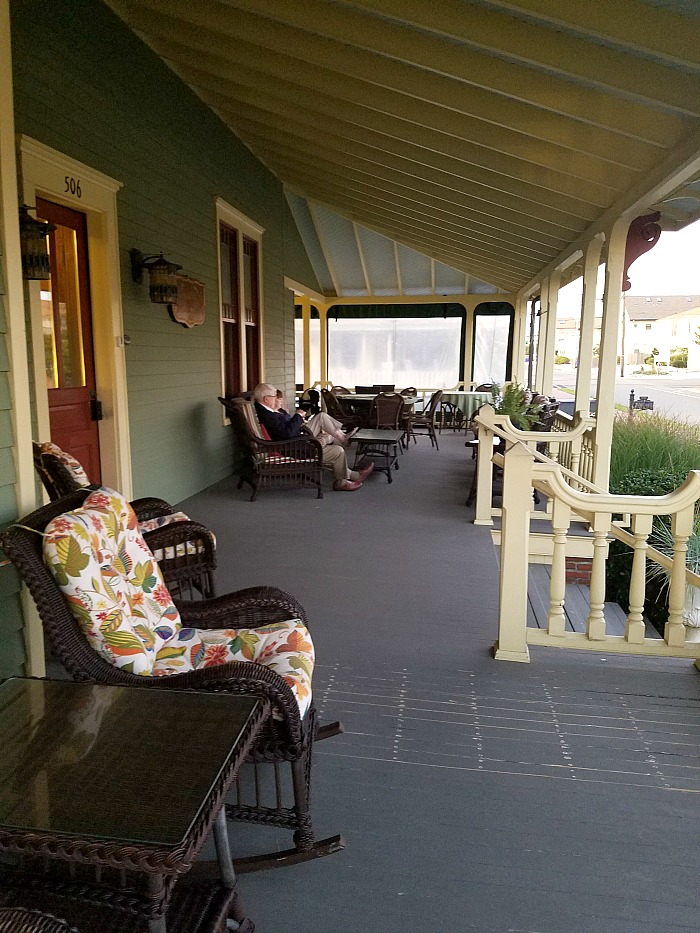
left=36, top=198, right=101, bottom=482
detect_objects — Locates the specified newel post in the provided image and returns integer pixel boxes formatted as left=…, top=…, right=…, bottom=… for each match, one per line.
left=494, top=442, right=534, bottom=662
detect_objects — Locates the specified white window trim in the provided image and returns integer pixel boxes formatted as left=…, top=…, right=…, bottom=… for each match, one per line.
left=216, top=198, right=264, bottom=419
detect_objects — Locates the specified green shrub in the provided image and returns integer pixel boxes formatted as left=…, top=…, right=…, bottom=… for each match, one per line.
left=670, top=348, right=688, bottom=368
left=609, top=413, right=700, bottom=492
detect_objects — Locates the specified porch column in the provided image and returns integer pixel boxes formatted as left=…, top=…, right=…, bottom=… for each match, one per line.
left=575, top=236, right=604, bottom=415
left=593, top=218, right=629, bottom=490
left=512, top=295, right=527, bottom=384
left=536, top=271, right=561, bottom=396
left=534, top=279, right=547, bottom=392
left=299, top=295, right=311, bottom=387
left=319, top=304, right=329, bottom=387
left=0, top=0, right=45, bottom=674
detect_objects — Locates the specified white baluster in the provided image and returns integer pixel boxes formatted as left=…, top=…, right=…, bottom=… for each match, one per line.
left=626, top=513, right=653, bottom=644
left=666, top=506, right=693, bottom=647
left=547, top=498, right=571, bottom=636
left=586, top=513, right=611, bottom=640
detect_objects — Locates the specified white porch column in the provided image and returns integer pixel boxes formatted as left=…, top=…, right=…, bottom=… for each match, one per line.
left=536, top=272, right=561, bottom=396
left=512, top=295, right=527, bottom=384
left=574, top=236, right=604, bottom=414
left=593, top=218, right=629, bottom=490
left=299, top=295, right=311, bottom=387
left=319, top=304, right=329, bottom=387
left=534, top=278, right=547, bottom=392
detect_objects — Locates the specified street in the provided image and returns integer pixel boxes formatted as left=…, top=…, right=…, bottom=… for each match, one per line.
left=552, top=367, right=700, bottom=423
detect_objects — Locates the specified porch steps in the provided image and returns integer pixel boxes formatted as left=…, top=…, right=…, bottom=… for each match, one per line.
left=527, top=562, right=661, bottom=637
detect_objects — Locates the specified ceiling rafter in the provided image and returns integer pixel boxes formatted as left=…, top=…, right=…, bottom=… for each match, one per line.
left=353, top=222, right=373, bottom=297
left=307, top=202, right=342, bottom=297
left=393, top=242, right=404, bottom=296
left=136, top=11, right=656, bottom=185
left=231, top=117, right=577, bottom=248
left=106, top=0, right=700, bottom=294
left=175, top=56, right=613, bottom=217
left=215, top=0, right=700, bottom=115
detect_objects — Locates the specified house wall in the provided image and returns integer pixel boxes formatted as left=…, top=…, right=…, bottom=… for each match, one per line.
left=0, top=236, right=25, bottom=677
left=10, top=0, right=319, bottom=504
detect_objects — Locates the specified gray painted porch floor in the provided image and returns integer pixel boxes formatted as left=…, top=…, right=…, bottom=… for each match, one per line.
left=174, top=432, right=700, bottom=932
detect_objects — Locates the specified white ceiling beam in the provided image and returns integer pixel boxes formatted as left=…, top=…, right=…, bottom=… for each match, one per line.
left=353, top=222, right=373, bottom=297
left=180, top=60, right=607, bottom=221
left=137, top=22, right=652, bottom=188
left=472, top=0, right=700, bottom=69
left=211, top=108, right=582, bottom=247
left=216, top=0, right=700, bottom=115
left=308, top=202, right=342, bottom=297
left=393, top=242, right=404, bottom=296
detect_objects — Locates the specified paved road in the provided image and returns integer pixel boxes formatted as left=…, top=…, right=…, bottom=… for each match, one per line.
left=552, top=369, right=700, bottom=423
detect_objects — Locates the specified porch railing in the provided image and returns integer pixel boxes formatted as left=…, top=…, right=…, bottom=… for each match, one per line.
left=472, top=404, right=597, bottom=524
left=494, top=440, right=700, bottom=664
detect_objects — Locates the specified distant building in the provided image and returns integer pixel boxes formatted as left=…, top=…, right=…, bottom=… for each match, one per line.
left=554, top=295, right=700, bottom=371
left=624, top=295, right=700, bottom=368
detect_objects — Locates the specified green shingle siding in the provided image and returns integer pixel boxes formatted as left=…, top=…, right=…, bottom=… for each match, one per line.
left=11, top=0, right=318, bottom=504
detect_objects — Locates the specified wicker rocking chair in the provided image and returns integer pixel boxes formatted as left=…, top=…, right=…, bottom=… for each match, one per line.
left=32, top=442, right=216, bottom=599
left=219, top=397, right=324, bottom=500
left=0, top=488, right=343, bottom=873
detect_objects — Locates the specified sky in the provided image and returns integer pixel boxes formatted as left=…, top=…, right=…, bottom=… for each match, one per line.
left=558, top=217, right=700, bottom=314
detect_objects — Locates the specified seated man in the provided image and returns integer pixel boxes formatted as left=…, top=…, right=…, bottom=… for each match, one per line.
left=253, top=383, right=373, bottom=492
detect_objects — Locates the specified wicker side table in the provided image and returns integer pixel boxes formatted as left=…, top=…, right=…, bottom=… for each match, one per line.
left=0, top=679, right=267, bottom=933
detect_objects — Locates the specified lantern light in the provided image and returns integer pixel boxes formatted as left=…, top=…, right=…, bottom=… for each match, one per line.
left=129, top=248, right=182, bottom=304
left=19, top=205, right=56, bottom=280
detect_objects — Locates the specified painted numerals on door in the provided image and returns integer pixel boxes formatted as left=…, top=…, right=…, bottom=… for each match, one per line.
left=64, top=176, right=82, bottom=198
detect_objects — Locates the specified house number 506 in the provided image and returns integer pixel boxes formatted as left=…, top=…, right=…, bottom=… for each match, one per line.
left=64, top=176, right=82, bottom=198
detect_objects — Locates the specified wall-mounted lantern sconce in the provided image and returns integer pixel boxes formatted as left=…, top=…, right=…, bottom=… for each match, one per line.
left=129, top=249, right=182, bottom=304
left=19, top=204, right=56, bottom=280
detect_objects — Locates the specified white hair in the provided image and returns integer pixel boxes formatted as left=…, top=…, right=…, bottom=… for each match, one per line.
left=253, top=383, right=276, bottom=403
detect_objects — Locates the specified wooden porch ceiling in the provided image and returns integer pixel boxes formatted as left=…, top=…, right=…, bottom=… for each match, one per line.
left=107, top=0, right=700, bottom=294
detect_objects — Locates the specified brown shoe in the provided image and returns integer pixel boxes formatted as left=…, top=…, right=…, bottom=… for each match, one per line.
left=357, top=461, right=375, bottom=481
left=333, top=478, right=363, bottom=491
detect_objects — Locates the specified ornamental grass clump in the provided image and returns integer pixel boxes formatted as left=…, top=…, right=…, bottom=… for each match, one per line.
left=609, top=411, right=700, bottom=492
left=607, top=411, right=700, bottom=634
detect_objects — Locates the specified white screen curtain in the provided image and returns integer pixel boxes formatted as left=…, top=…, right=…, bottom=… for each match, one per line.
left=327, top=317, right=462, bottom=388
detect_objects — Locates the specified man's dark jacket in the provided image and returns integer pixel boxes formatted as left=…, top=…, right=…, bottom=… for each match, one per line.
left=254, top=402, right=305, bottom=441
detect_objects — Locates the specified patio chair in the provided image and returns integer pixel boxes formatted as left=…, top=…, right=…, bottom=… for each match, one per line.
left=0, top=909, right=79, bottom=933
left=220, top=396, right=324, bottom=500
left=319, top=389, right=362, bottom=429
left=32, top=442, right=216, bottom=599
left=404, top=389, right=443, bottom=449
left=329, top=385, right=352, bottom=395
left=0, top=487, right=343, bottom=872
left=368, top=392, right=405, bottom=431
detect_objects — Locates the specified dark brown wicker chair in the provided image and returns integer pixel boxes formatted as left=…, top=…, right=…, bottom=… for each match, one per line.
left=0, top=910, right=78, bottom=933
left=368, top=392, right=405, bottom=430
left=0, top=491, right=343, bottom=873
left=405, top=389, right=443, bottom=449
left=32, top=442, right=216, bottom=600
left=319, top=389, right=362, bottom=429
left=219, top=397, right=324, bottom=500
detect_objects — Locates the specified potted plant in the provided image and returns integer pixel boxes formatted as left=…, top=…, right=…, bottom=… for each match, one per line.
left=490, top=382, right=544, bottom=431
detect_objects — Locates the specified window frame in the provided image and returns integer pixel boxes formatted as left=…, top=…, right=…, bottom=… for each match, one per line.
left=216, top=198, right=264, bottom=417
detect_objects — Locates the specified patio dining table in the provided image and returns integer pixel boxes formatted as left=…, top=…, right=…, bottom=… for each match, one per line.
left=439, top=390, right=492, bottom=421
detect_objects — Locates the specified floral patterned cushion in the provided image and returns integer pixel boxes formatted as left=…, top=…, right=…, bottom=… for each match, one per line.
left=139, top=511, right=216, bottom=561
left=40, top=441, right=90, bottom=486
left=43, top=488, right=181, bottom=675
left=43, top=487, right=314, bottom=713
left=153, top=620, right=314, bottom=718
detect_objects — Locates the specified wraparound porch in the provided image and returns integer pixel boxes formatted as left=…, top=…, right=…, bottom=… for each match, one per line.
left=178, top=431, right=700, bottom=932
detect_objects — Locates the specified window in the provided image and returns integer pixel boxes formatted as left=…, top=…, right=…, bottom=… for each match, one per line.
left=327, top=317, right=462, bottom=387
left=217, top=200, right=264, bottom=398
left=472, top=303, right=514, bottom=386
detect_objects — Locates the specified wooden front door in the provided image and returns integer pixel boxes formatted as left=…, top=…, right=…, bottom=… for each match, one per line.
left=36, top=198, right=101, bottom=482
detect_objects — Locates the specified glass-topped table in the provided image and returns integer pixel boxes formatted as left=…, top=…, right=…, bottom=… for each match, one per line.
left=350, top=429, right=404, bottom=482
left=0, top=678, right=267, bottom=932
